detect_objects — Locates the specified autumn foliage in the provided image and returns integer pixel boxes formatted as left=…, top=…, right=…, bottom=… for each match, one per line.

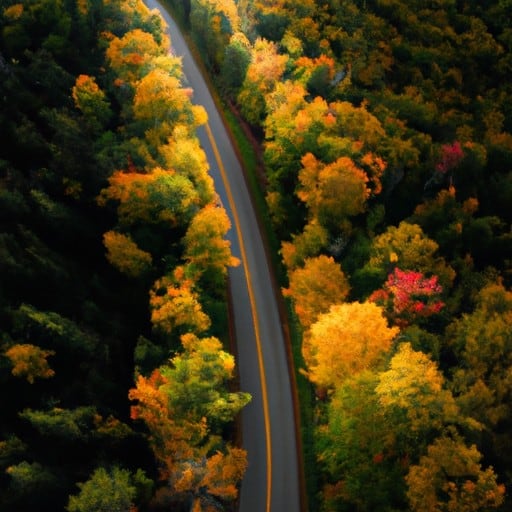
left=183, top=204, right=240, bottom=277
left=283, top=254, right=350, bottom=328
left=149, top=267, right=211, bottom=335
left=4, top=344, right=55, bottom=384
left=2, top=0, right=512, bottom=509
left=369, top=268, right=444, bottom=326
left=129, top=332, right=250, bottom=508
left=0, top=0, right=247, bottom=509
left=303, top=301, right=399, bottom=390
left=103, top=230, right=153, bottom=277
left=436, top=141, right=465, bottom=175
left=406, top=434, right=505, bottom=512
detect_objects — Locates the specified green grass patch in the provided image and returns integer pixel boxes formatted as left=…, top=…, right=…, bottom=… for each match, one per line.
left=286, top=301, right=320, bottom=512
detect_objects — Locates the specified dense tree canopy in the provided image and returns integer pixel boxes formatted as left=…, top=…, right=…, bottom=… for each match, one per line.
left=3, top=0, right=512, bottom=509
left=0, top=1, right=246, bottom=510
left=168, top=0, right=512, bottom=509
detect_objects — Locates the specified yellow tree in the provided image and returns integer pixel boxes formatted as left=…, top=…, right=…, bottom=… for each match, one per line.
left=97, top=167, right=200, bottom=228
left=264, top=96, right=391, bottom=235
left=172, top=445, right=248, bottom=511
left=406, top=433, right=505, bottom=512
left=149, top=267, right=211, bottom=336
left=133, top=68, right=206, bottom=133
left=303, top=302, right=399, bottom=390
left=376, top=343, right=461, bottom=436
left=364, top=221, right=456, bottom=288
left=4, top=344, right=55, bottom=384
left=297, top=152, right=371, bottom=230
left=158, top=125, right=215, bottom=205
left=102, top=230, right=153, bottom=277
left=237, top=38, right=289, bottom=126
left=183, top=204, right=239, bottom=279
left=283, top=255, right=350, bottom=328
left=105, top=28, right=165, bottom=84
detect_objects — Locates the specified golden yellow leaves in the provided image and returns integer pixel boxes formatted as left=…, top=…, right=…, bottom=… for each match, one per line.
left=303, top=301, right=399, bottom=389
left=298, top=152, right=371, bottom=227
left=105, top=29, right=163, bottom=83
left=406, top=433, right=505, bottom=512
left=103, top=231, right=152, bottom=277
left=183, top=204, right=240, bottom=277
left=376, top=343, right=458, bottom=432
left=283, top=254, right=350, bottom=328
left=5, top=344, right=55, bottom=384
left=149, top=268, right=211, bottom=335
left=3, top=4, right=23, bottom=20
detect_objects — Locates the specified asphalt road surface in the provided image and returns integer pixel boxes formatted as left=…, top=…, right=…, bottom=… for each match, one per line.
left=143, top=2, right=302, bottom=511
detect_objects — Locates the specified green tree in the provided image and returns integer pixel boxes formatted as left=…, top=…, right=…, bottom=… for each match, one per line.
left=6, top=461, right=59, bottom=502
left=161, top=332, right=251, bottom=424
left=190, top=0, right=240, bottom=70
left=221, top=31, right=251, bottom=95
left=319, top=371, right=406, bottom=512
left=19, top=407, right=99, bottom=442
left=280, top=220, right=328, bottom=270
left=449, top=282, right=512, bottom=429
left=71, top=74, right=112, bottom=134
left=12, top=304, right=97, bottom=358
left=67, top=466, right=146, bottom=512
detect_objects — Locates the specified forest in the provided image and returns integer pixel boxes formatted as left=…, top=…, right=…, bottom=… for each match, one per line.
left=0, top=0, right=248, bottom=511
left=166, top=0, right=512, bottom=510
left=1, top=0, right=512, bottom=511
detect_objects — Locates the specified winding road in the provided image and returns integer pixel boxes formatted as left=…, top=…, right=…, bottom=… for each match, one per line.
left=143, top=2, right=302, bottom=511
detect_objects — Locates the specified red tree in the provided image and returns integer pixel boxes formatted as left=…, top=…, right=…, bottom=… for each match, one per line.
left=436, top=141, right=464, bottom=174
left=369, top=268, right=444, bottom=327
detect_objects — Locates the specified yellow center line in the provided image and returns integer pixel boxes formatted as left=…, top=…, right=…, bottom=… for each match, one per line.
left=205, top=122, right=272, bottom=512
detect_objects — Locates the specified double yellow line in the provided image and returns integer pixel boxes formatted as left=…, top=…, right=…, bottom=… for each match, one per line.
left=205, top=122, right=272, bottom=512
